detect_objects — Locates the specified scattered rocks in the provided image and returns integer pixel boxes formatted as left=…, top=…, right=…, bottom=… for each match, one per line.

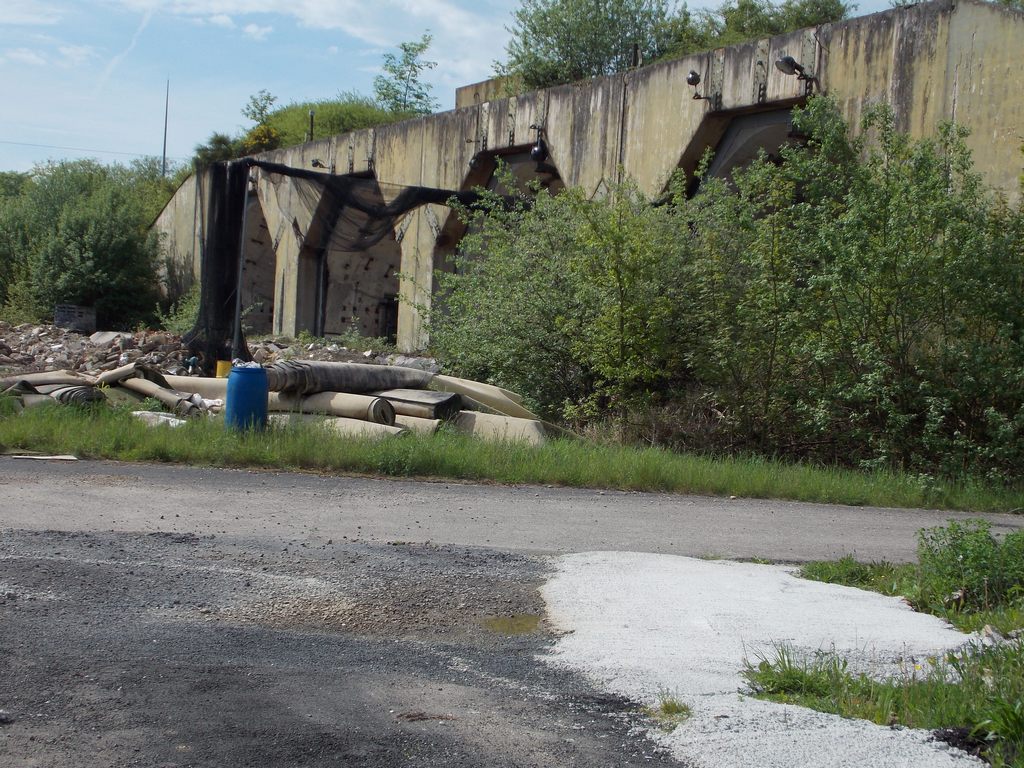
left=0, top=321, right=440, bottom=378
left=0, top=322, right=192, bottom=376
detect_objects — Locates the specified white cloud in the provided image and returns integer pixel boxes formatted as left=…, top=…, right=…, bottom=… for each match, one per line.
left=1, top=0, right=62, bottom=26
left=103, top=0, right=517, bottom=106
left=6, top=47, right=48, bottom=66
left=327, top=45, right=339, bottom=55
left=58, top=45, right=100, bottom=67
left=209, top=13, right=236, bottom=28
left=106, top=0, right=512, bottom=54
left=97, top=9, right=153, bottom=91
left=243, top=23, right=273, bottom=40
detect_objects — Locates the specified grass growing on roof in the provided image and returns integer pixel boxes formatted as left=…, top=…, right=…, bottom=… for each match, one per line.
left=1, top=402, right=1023, bottom=513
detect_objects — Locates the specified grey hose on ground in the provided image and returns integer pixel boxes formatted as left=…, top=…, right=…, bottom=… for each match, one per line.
left=265, top=361, right=434, bottom=396
left=269, top=392, right=396, bottom=425
left=370, top=389, right=462, bottom=421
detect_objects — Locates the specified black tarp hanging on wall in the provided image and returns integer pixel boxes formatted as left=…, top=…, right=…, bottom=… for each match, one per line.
left=183, top=158, right=500, bottom=373
left=183, top=160, right=252, bottom=371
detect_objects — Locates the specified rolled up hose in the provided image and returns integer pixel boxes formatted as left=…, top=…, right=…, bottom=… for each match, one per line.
left=451, top=411, right=547, bottom=446
left=163, top=375, right=228, bottom=400
left=269, top=391, right=396, bottom=425
left=118, top=377, right=200, bottom=418
left=44, top=384, right=107, bottom=406
left=371, top=388, right=462, bottom=421
left=393, top=414, right=442, bottom=434
left=430, top=375, right=538, bottom=420
left=265, top=360, right=433, bottom=396
left=0, top=370, right=86, bottom=390
left=268, top=413, right=406, bottom=438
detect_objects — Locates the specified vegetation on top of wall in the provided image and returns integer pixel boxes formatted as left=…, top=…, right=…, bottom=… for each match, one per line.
left=498, top=0, right=851, bottom=90
left=191, top=35, right=438, bottom=167
left=373, top=33, right=440, bottom=115
left=429, top=96, right=1024, bottom=483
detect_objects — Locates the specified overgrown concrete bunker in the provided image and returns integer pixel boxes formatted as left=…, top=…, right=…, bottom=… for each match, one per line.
left=154, top=0, right=1024, bottom=355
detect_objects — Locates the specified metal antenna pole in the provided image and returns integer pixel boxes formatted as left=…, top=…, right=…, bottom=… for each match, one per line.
left=161, top=79, right=169, bottom=177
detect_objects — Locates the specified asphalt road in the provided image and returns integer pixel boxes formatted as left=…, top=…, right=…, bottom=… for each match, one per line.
left=2, top=458, right=1020, bottom=562
left=2, top=458, right=1021, bottom=767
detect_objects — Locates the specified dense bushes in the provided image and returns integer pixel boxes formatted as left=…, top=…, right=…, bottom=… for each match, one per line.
left=500, top=0, right=851, bottom=90
left=429, top=97, right=1024, bottom=480
left=0, top=159, right=167, bottom=329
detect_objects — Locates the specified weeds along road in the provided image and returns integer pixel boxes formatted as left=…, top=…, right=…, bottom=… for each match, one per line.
left=1, top=458, right=1021, bottom=768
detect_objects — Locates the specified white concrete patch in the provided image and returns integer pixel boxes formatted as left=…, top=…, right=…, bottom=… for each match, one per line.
left=541, top=552, right=983, bottom=768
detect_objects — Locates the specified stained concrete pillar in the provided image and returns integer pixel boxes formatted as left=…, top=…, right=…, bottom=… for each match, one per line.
left=396, top=204, right=445, bottom=353
left=255, top=173, right=322, bottom=338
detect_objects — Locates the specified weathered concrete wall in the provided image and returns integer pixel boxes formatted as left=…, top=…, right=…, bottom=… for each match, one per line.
left=155, top=0, right=1024, bottom=353
left=239, top=196, right=275, bottom=335
left=154, top=172, right=206, bottom=299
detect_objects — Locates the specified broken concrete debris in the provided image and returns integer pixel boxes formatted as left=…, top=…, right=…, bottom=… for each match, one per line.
left=0, top=322, right=552, bottom=445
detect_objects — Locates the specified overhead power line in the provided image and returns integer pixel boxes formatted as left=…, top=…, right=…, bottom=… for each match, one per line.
left=0, top=139, right=188, bottom=161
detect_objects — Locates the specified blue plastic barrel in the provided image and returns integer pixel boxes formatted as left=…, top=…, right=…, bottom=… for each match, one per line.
left=225, top=366, right=269, bottom=430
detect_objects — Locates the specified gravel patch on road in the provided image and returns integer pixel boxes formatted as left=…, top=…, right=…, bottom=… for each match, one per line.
left=0, top=530, right=683, bottom=767
left=541, top=551, right=983, bottom=768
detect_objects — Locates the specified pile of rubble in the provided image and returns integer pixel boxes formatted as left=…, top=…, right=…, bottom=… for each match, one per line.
left=0, top=322, right=440, bottom=377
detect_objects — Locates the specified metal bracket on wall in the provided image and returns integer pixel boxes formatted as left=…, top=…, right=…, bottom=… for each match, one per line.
left=508, top=96, right=517, bottom=147
left=709, top=51, right=725, bottom=111
left=754, top=40, right=770, bottom=103
left=801, top=32, right=818, bottom=95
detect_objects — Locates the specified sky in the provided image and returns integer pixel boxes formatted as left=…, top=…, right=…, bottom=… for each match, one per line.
left=0, top=0, right=891, bottom=174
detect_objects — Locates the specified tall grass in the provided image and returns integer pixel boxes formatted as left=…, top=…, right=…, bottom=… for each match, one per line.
left=801, top=521, right=1024, bottom=634
left=781, top=522, right=1024, bottom=764
left=744, top=642, right=1024, bottom=766
left=1, top=403, right=1023, bottom=513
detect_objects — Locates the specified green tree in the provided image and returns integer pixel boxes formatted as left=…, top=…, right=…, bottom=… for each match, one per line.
left=430, top=172, right=691, bottom=425
left=0, top=171, right=29, bottom=200
left=500, top=0, right=674, bottom=89
left=192, top=132, right=243, bottom=166
left=0, top=160, right=160, bottom=329
left=374, top=34, right=439, bottom=115
left=240, top=89, right=282, bottom=154
left=242, top=89, right=277, bottom=125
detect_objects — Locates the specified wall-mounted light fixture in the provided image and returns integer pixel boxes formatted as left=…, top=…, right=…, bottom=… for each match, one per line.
left=774, top=55, right=819, bottom=93
left=687, top=70, right=705, bottom=100
left=686, top=70, right=721, bottom=109
left=529, top=123, right=549, bottom=164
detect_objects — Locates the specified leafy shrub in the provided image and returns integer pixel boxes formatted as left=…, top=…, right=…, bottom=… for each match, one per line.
left=431, top=96, right=1024, bottom=480
left=430, top=175, right=691, bottom=425
left=0, top=159, right=162, bottom=329
left=156, top=283, right=200, bottom=335
left=917, top=520, right=1002, bottom=611
left=916, top=520, right=1024, bottom=613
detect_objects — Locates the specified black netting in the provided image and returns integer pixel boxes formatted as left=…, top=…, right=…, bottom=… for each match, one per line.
left=183, top=161, right=251, bottom=370
left=184, top=158, right=495, bottom=374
